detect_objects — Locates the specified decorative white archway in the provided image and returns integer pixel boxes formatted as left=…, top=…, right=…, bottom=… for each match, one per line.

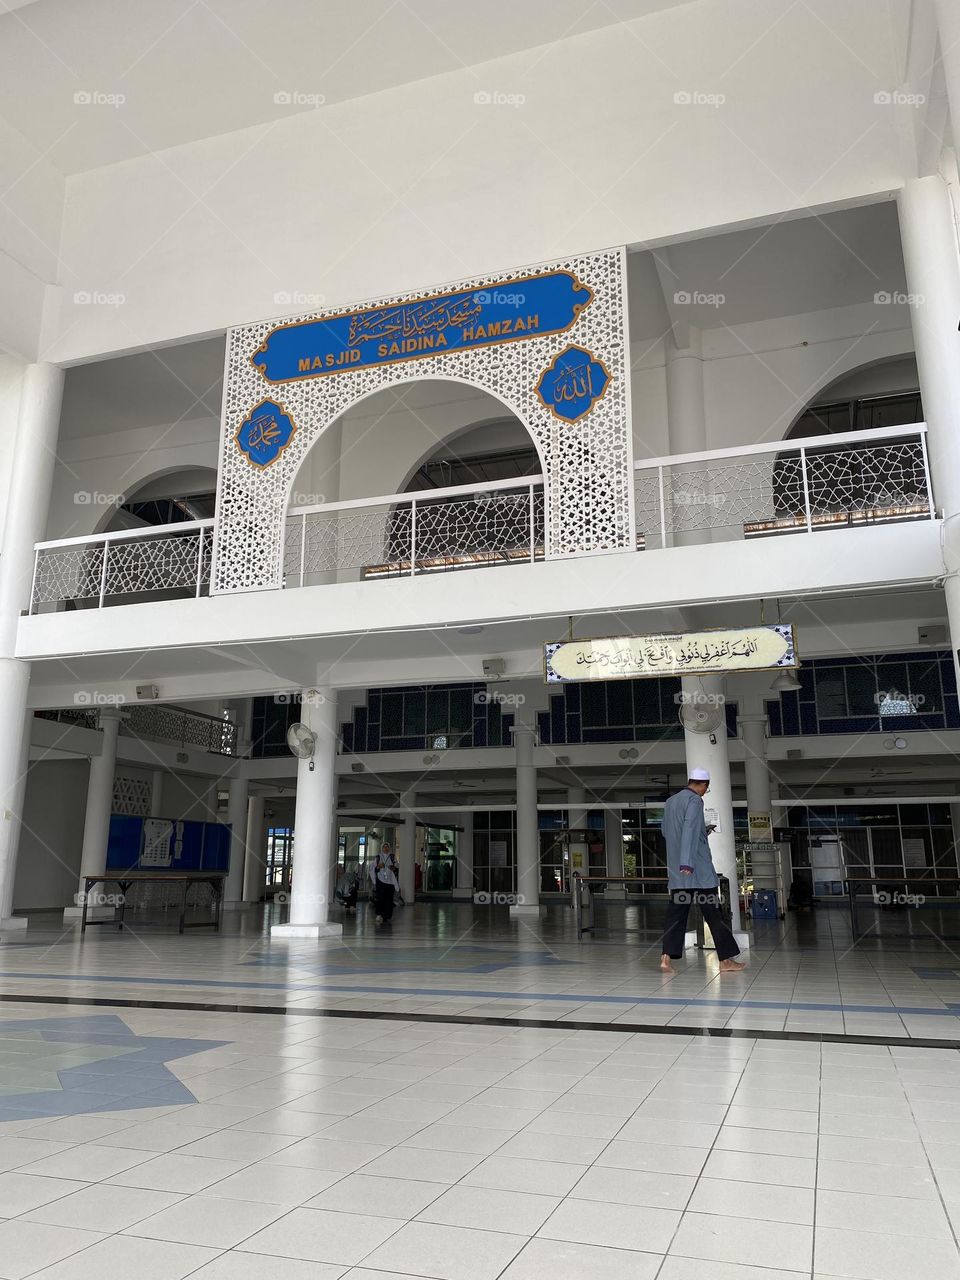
left=213, top=248, right=632, bottom=594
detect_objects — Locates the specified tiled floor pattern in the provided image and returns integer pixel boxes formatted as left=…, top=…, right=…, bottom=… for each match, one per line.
left=4, top=902, right=960, bottom=1037
left=0, top=1002, right=959, bottom=1279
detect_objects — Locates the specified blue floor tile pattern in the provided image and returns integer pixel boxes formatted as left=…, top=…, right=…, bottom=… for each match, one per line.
left=0, top=1014, right=227, bottom=1120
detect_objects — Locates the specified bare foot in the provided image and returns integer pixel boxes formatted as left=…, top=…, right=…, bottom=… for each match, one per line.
left=660, top=955, right=675, bottom=973
left=718, top=959, right=746, bottom=972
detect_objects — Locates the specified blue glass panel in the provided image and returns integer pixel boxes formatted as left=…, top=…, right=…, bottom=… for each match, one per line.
left=566, top=714, right=582, bottom=743
left=551, top=699, right=566, bottom=743
left=473, top=716, right=487, bottom=747
left=341, top=724, right=354, bottom=753
left=538, top=711, right=551, bottom=743
left=946, top=695, right=960, bottom=728
left=781, top=691, right=800, bottom=735
left=799, top=704, right=817, bottom=735
left=725, top=701, right=738, bottom=738
left=565, top=684, right=581, bottom=711
left=818, top=717, right=881, bottom=734
left=368, top=692, right=381, bottom=723
left=367, top=724, right=380, bottom=751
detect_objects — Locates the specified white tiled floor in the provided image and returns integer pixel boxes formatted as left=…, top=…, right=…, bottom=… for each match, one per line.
left=3, top=902, right=960, bottom=1276
left=0, top=1000, right=959, bottom=1278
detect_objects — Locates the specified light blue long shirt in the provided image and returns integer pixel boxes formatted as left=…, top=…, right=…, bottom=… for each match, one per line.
left=662, top=787, right=719, bottom=889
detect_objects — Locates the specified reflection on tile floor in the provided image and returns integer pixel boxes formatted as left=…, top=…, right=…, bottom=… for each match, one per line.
left=4, top=901, right=960, bottom=1038
left=0, top=1001, right=959, bottom=1279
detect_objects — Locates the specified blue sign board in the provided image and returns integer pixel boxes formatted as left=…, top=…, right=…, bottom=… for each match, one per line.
left=107, top=816, right=231, bottom=873
left=235, top=399, right=297, bottom=468
left=252, top=270, right=592, bottom=382
left=536, top=345, right=611, bottom=423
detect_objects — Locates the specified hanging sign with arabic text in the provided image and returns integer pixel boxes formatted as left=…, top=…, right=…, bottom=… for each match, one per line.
left=252, top=270, right=592, bottom=382
left=544, top=625, right=798, bottom=683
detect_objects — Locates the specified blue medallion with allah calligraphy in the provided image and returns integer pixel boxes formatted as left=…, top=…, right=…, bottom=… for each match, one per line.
left=235, top=398, right=297, bottom=468
left=251, top=270, right=592, bottom=382
left=536, top=344, right=611, bottom=423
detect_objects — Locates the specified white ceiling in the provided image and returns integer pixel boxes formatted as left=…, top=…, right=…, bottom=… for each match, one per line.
left=0, top=0, right=698, bottom=174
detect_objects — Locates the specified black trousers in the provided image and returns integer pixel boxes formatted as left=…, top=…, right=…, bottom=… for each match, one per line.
left=374, top=879, right=395, bottom=921
left=661, top=885, right=740, bottom=960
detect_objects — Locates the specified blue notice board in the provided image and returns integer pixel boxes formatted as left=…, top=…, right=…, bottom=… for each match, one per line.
left=106, top=816, right=231, bottom=873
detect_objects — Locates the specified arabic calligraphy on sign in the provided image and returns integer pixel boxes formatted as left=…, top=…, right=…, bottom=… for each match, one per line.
left=544, top=625, right=798, bottom=683
left=235, top=399, right=297, bottom=469
left=536, top=345, right=611, bottom=423
left=251, top=271, right=592, bottom=383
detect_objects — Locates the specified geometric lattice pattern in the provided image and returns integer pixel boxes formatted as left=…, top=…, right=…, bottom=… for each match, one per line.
left=284, top=484, right=546, bottom=585
left=124, top=704, right=238, bottom=756
left=635, top=433, right=931, bottom=544
left=216, top=249, right=632, bottom=593
left=32, top=526, right=213, bottom=611
left=111, top=774, right=151, bottom=816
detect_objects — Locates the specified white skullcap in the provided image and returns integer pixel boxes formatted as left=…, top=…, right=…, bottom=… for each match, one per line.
left=689, top=767, right=710, bottom=781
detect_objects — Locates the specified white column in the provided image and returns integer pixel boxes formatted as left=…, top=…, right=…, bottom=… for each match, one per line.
left=0, top=363, right=65, bottom=930
left=456, top=810, right=475, bottom=899
left=934, top=0, right=960, bottom=162
left=224, top=777, right=250, bottom=908
left=738, top=695, right=772, bottom=821
left=64, top=709, right=122, bottom=920
left=242, top=794, right=266, bottom=903
left=681, top=674, right=745, bottom=938
left=149, top=770, right=164, bottom=818
left=898, top=177, right=960, bottom=693
left=665, top=327, right=717, bottom=548
left=604, top=806, right=626, bottom=899
left=511, top=718, right=543, bottom=916
left=399, top=789, right=417, bottom=903
left=566, top=786, right=588, bottom=830
left=272, top=687, right=342, bottom=938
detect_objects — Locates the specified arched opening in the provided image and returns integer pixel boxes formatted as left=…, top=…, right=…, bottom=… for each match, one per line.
left=283, top=380, right=546, bottom=586
left=97, top=466, right=218, bottom=535
left=763, top=357, right=929, bottom=535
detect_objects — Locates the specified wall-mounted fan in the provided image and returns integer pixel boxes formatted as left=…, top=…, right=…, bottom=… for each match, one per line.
left=286, top=722, right=317, bottom=766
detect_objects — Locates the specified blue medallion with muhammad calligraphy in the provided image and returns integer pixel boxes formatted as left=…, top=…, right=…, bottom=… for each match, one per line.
left=235, top=399, right=297, bottom=468
left=251, top=271, right=592, bottom=382
left=536, top=344, right=611, bottom=423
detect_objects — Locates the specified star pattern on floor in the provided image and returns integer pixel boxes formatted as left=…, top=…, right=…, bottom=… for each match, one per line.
left=0, top=1014, right=227, bottom=1121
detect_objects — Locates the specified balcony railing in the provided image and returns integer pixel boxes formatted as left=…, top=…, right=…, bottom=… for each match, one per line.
left=284, top=475, right=545, bottom=588
left=634, top=423, right=933, bottom=548
left=31, top=520, right=213, bottom=613
left=36, top=703, right=238, bottom=756
left=28, top=426, right=933, bottom=611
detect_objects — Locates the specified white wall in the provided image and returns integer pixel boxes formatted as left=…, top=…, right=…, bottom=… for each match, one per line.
left=13, top=758, right=86, bottom=910
left=0, top=357, right=25, bottom=531
left=0, top=118, right=62, bottom=360
left=44, top=0, right=907, bottom=364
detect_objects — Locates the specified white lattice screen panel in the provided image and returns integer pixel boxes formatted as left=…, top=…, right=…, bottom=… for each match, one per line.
left=216, top=249, right=632, bottom=593
left=112, top=775, right=151, bottom=817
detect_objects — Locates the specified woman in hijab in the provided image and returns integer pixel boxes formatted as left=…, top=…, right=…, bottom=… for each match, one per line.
left=369, top=840, right=400, bottom=925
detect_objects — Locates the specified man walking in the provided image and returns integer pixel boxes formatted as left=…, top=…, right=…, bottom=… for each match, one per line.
left=660, top=767, right=745, bottom=973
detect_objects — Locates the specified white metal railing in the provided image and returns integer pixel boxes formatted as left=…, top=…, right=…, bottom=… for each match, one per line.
left=31, top=520, right=214, bottom=613
left=634, top=424, right=934, bottom=548
left=35, top=703, right=238, bottom=756
left=27, top=427, right=936, bottom=611
left=284, top=474, right=546, bottom=588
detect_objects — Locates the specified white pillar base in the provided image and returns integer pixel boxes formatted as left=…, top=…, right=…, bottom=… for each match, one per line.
left=684, top=930, right=698, bottom=949
left=0, top=916, right=27, bottom=930
left=271, top=922, right=343, bottom=939
left=63, top=906, right=115, bottom=921
left=224, top=900, right=253, bottom=911
left=509, top=904, right=545, bottom=917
